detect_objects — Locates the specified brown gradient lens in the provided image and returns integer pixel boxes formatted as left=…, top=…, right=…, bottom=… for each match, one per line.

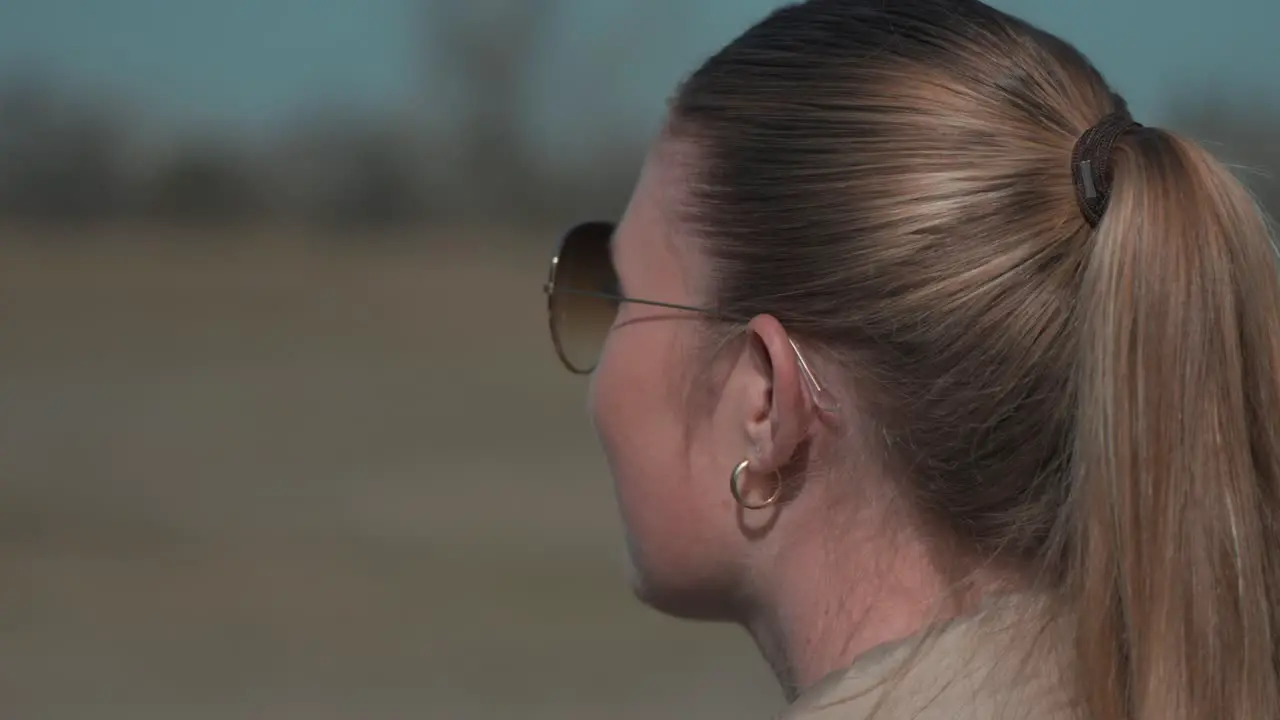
left=549, top=222, right=620, bottom=373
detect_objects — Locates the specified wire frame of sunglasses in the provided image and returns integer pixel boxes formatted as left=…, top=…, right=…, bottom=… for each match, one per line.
left=543, top=221, right=839, bottom=413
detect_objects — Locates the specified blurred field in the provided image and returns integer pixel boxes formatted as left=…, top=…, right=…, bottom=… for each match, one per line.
left=0, top=227, right=781, bottom=719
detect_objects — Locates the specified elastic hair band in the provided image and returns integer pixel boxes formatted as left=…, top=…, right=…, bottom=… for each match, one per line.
left=1071, top=112, right=1143, bottom=227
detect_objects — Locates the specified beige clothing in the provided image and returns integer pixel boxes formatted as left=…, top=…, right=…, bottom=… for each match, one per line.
left=780, top=597, right=1077, bottom=720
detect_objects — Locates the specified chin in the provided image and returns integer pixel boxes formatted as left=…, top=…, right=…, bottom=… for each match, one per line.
left=621, top=543, right=738, bottom=622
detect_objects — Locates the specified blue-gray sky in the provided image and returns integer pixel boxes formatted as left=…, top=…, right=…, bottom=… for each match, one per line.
left=1, top=0, right=1276, bottom=143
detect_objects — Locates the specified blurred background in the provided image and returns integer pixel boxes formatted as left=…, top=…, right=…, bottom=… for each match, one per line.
left=0, top=1, right=1277, bottom=718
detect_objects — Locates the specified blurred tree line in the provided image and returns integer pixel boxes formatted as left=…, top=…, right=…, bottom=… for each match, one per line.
left=0, top=0, right=1276, bottom=231
left=0, top=1, right=655, bottom=231
left=0, top=80, right=644, bottom=230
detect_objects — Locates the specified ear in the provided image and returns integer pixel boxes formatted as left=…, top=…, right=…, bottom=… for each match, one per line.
left=737, top=314, right=809, bottom=475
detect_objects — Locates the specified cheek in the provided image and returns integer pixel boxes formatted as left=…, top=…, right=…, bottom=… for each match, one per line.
left=589, top=329, right=686, bottom=538
left=588, top=325, right=740, bottom=617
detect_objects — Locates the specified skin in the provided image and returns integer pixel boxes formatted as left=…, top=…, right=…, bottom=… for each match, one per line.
left=588, top=139, right=963, bottom=700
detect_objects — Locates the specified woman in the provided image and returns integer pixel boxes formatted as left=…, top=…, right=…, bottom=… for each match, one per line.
left=542, top=1, right=1280, bottom=718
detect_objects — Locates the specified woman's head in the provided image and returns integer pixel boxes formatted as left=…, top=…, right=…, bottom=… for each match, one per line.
left=549, top=0, right=1280, bottom=717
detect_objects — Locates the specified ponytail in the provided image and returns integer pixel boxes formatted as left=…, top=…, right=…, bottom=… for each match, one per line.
left=1072, top=126, right=1280, bottom=719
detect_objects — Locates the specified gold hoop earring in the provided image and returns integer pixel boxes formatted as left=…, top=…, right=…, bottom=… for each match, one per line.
left=729, top=458, right=783, bottom=510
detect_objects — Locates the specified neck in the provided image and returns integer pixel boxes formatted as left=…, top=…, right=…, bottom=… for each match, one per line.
left=736, top=513, right=962, bottom=701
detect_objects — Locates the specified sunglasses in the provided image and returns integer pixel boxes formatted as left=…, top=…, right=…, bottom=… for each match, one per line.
left=542, top=221, right=838, bottom=412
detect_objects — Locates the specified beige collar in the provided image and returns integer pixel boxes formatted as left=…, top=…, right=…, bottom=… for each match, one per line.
left=778, top=595, right=1077, bottom=720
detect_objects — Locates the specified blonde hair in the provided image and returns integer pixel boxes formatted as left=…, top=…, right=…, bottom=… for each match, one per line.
left=669, top=1, right=1280, bottom=718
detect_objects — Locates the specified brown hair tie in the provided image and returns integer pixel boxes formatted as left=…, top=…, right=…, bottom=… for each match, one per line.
left=1071, top=112, right=1143, bottom=227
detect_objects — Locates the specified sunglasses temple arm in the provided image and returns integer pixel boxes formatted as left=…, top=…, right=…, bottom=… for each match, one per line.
left=551, top=279, right=839, bottom=413
left=788, top=339, right=840, bottom=414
